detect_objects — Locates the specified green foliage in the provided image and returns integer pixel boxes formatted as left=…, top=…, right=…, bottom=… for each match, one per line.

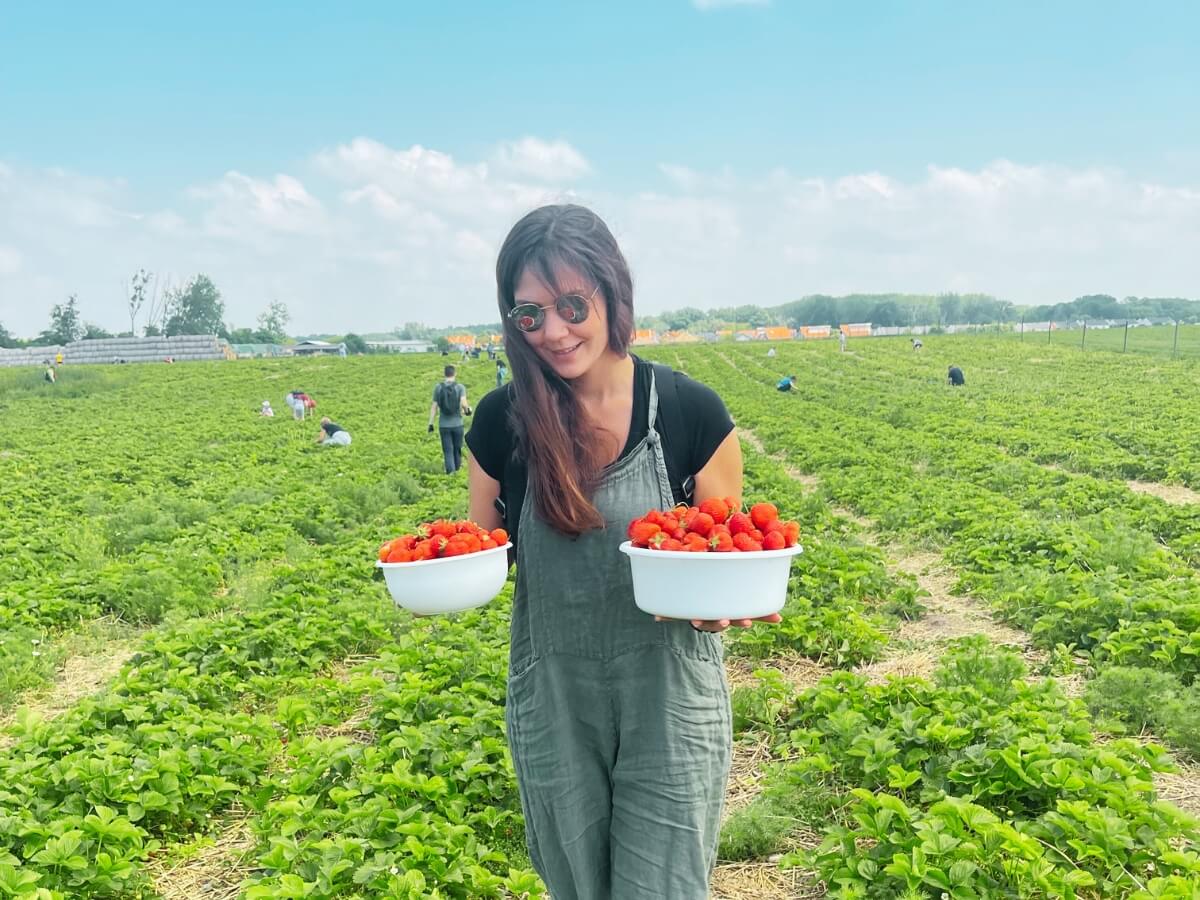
left=1087, top=667, right=1200, bottom=759
left=38, top=294, right=84, bottom=344
left=164, top=274, right=226, bottom=337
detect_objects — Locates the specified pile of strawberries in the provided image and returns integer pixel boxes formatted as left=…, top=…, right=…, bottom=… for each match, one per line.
left=378, top=520, right=509, bottom=563
left=627, top=499, right=800, bottom=552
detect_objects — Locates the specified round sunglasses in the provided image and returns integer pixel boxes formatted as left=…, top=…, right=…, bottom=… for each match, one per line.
left=507, top=285, right=599, bottom=334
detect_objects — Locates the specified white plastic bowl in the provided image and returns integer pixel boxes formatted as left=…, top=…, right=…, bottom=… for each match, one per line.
left=377, top=543, right=512, bottom=615
left=619, top=541, right=803, bottom=620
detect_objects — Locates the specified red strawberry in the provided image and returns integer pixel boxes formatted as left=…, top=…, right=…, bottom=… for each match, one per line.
left=386, top=546, right=412, bottom=563
left=763, top=519, right=786, bottom=535
left=658, top=537, right=685, bottom=552
left=709, top=531, right=734, bottom=552
left=728, top=512, right=754, bottom=536
left=630, top=522, right=662, bottom=547
left=490, top=528, right=509, bottom=545
left=687, top=512, right=715, bottom=537
left=710, top=523, right=731, bottom=539
left=699, top=498, right=729, bottom=525
left=749, top=529, right=765, bottom=544
left=762, top=531, right=786, bottom=551
left=723, top=496, right=740, bottom=513
left=672, top=526, right=687, bottom=541
left=783, top=521, right=800, bottom=547
left=378, top=540, right=396, bottom=562
left=441, top=539, right=471, bottom=557
left=750, top=502, right=778, bottom=531
left=732, top=533, right=760, bottom=552
left=428, top=520, right=458, bottom=539
left=411, top=540, right=438, bottom=561
left=683, top=533, right=710, bottom=552
left=480, top=536, right=498, bottom=550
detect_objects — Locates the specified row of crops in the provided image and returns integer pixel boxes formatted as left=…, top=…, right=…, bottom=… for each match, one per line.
left=1, top=341, right=1198, bottom=897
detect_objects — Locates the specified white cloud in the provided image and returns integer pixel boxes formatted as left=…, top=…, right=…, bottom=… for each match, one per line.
left=692, top=0, right=770, bottom=9
left=0, top=147, right=1197, bottom=338
left=493, top=137, right=592, bottom=182
left=0, top=245, right=21, bottom=275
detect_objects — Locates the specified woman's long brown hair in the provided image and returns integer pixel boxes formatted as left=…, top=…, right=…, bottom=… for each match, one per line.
left=496, top=204, right=635, bottom=536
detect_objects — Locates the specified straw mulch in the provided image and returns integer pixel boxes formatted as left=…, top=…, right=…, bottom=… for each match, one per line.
left=148, top=809, right=255, bottom=900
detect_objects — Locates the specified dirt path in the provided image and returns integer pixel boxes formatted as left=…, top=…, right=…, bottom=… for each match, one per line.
left=0, top=642, right=137, bottom=750
left=1126, top=479, right=1200, bottom=505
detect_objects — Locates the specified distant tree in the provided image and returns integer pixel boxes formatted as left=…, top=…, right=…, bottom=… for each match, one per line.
left=435, top=336, right=451, bottom=353
left=82, top=323, right=114, bottom=340
left=937, top=293, right=963, bottom=326
left=867, top=299, right=903, bottom=327
left=126, top=269, right=152, bottom=336
left=164, top=275, right=226, bottom=337
left=343, top=333, right=368, bottom=354
left=0, top=321, right=17, bottom=348
left=226, top=327, right=257, bottom=344
left=255, top=301, right=291, bottom=343
left=143, top=323, right=162, bottom=336
left=38, top=294, right=85, bottom=344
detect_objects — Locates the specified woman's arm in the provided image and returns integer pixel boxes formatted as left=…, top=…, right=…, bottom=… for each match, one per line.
left=467, top=455, right=504, bottom=532
left=692, top=429, right=743, bottom=509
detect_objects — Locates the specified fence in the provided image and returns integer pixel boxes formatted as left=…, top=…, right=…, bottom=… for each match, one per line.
left=1015, top=319, right=1200, bottom=359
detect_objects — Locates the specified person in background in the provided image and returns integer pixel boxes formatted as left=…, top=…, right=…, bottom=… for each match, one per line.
left=839, top=330, right=848, bottom=352
left=260, top=400, right=274, bottom=417
left=947, top=365, right=965, bottom=386
left=495, top=358, right=508, bottom=389
left=285, top=391, right=312, bottom=420
left=44, top=364, right=56, bottom=384
left=912, top=337, right=923, bottom=351
left=55, top=351, right=64, bottom=366
left=429, top=364, right=470, bottom=473
left=315, top=416, right=351, bottom=446
left=766, top=347, right=776, bottom=358
left=776, top=374, right=797, bottom=392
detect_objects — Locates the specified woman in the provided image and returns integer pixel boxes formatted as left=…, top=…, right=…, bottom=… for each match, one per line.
left=495, top=358, right=508, bottom=389
left=466, top=204, right=778, bottom=898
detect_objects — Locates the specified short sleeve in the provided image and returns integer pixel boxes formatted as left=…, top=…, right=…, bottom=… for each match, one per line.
left=674, top=372, right=735, bottom=476
left=465, top=386, right=514, bottom=481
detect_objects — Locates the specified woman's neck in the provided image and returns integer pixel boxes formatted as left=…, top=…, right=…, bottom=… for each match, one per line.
left=571, top=351, right=634, bottom=404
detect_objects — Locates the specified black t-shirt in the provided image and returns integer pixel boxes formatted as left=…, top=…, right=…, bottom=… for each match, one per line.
left=321, top=421, right=345, bottom=437
left=466, top=356, right=734, bottom=540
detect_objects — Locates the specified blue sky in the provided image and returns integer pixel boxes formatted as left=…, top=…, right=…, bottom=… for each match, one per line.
left=1, top=0, right=1198, bottom=334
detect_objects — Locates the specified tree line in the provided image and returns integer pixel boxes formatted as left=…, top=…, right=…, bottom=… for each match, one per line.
left=632, top=293, right=1200, bottom=332
left=0, top=273, right=293, bottom=348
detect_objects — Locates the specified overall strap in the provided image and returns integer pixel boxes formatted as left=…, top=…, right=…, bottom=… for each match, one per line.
left=649, top=362, right=695, bottom=506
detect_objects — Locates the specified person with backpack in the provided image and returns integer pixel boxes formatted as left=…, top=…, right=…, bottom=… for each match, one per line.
left=495, top=358, right=508, bottom=389
left=465, top=204, right=777, bottom=898
left=429, top=365, right=470, bottom=473
left=776, top=374, right=797, bottom=392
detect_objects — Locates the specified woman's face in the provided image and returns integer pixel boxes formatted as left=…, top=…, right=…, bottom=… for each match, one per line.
left=513, top=265, right=609, bottom=381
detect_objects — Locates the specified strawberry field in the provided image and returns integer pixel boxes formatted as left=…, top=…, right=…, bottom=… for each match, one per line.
left=1, top=339, right=1198, bottom=899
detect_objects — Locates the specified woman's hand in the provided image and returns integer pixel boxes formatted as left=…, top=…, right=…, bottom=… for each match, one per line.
left=655, top=613, right=782, bottom=633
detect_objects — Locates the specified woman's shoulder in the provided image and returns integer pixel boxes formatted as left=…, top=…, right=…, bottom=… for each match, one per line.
left=472, top=382, right=515, bottom=432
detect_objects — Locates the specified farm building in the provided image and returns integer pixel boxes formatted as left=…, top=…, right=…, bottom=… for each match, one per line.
left=231, top=343, right=287, bottom=358
left=291, top=340, right=347, bottom=357
left=366, top=340, right=436, bottom=354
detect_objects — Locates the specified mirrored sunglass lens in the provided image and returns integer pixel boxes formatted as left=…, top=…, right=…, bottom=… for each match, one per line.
left=512, top=306, right=542, bottom=332
left=557, top=294, right=589, bottom=323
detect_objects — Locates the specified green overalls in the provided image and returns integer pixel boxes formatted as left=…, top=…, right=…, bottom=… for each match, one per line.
left=506, top=373, right=731, bottom=899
